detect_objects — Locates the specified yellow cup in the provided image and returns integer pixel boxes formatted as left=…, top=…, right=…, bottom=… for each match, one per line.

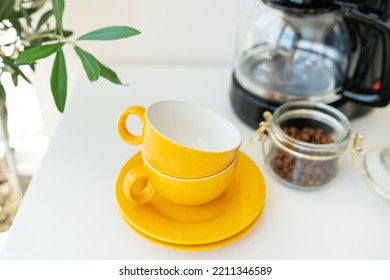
left=118, top=101, right=241, bottom=178
left=123, top=153, right=239, bottom=206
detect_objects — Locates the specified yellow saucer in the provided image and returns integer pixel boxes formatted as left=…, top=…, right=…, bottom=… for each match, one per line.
left=116, top=151, right=266, bottom=246
left=125, top=212, right=262, bottom=251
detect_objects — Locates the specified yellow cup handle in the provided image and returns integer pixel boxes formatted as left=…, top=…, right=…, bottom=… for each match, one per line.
left=123, top=165, right=156, bottom=205
left=118, top=106, right=146, bottom=145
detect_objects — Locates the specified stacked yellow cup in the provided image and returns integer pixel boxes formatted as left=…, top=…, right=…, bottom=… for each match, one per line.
left=118, top=101, right=242, bottom=206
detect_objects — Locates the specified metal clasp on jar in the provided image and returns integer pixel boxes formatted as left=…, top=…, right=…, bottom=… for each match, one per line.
left=351, top=133, right=367, bottom=176
left=247, top=111, right=272, bottom=164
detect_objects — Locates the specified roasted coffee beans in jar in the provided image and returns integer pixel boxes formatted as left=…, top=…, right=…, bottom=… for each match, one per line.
left=258, top=101, right=351, bottom=190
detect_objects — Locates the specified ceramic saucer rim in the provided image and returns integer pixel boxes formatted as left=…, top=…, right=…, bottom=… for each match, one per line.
left=122, top=211, right=262, bottom=251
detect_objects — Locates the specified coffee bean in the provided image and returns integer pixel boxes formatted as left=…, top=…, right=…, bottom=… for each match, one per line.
left=300, top=132, right=310, bottom=142
left=269, top=126, right=338, bottom=188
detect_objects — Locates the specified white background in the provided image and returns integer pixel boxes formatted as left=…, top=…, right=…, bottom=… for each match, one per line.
left=1, top=260, right=390, bottom=280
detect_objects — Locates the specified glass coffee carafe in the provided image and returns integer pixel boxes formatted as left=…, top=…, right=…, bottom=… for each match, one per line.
left=231, top=0, right=390, bottom=128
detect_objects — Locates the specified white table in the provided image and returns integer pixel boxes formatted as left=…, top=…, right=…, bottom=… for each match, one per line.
left=1, top=65, right=389, bottom=259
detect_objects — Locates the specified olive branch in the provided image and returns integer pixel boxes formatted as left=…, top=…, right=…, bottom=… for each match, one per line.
left=1, top=0, right=140, bottom=112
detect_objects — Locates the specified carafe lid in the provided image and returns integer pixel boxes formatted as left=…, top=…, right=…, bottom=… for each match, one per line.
left=363, top=145, right=390, bottom=203
left=262, top=0, right=338, bottom=13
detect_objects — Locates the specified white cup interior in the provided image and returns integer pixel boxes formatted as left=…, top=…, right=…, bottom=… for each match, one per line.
left=147, top=101, right=241, bottom=152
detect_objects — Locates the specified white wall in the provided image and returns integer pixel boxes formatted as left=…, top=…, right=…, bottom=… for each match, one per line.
left=64, top=0, right=257, bottom=65
left=33, top=0, right=262, bottom=140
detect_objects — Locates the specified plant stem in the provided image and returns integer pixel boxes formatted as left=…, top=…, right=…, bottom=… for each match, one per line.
left=25, top=33, right=75, bottom=46
left=0, top=101, right=23, bottom=202
left=25, top=33, right=61, bottom=42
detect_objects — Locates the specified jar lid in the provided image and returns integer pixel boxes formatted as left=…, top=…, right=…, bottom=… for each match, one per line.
left=363, top=145, right=390, bottom=203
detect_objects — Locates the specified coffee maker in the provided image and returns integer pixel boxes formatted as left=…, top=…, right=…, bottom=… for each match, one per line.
left=230, top=0, right=390, bottom=128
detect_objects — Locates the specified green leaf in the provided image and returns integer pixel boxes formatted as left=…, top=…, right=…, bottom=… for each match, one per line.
left=1, top=58, right=14, bottom=66
left=11, top=72, right=18, bottom=87
left=51, top=49, right=67, bottom=113
left=9, top=19, right=22, bottom=35
left=52, top=0, right=64, bottom=34
left=15, top=43, right=64, bottom=64
left=77, top=26, right=140, bottom=41
left=8, top=8, right=38, bottom=20
left=74, top=46, right=100, bottom=82
left=98, top=62, right=126, bottom=85
left=0, top=83, right=6, bottom=101
left=0, top=0, right=15, bottom=21
left=36, top=10, right=53, bottom=30
left=14, top=67, right=32, bottom=84
left=20, top=7, right=32, bottom=27
left=63, top=30, right=73, bottom=38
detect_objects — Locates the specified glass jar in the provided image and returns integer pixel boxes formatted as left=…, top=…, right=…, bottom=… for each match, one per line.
left=255, top=101, right=351, bottom=189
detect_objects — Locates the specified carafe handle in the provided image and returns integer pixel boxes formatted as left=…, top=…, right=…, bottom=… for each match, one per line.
left=341, top=6, right=390, bottom=107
